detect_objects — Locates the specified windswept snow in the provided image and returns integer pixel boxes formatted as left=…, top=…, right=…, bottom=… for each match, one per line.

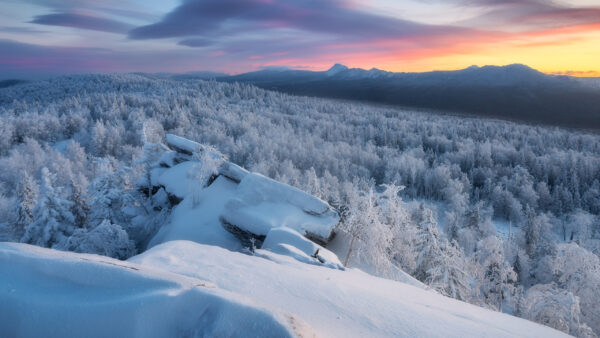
left=0, top=242, right=313, bottom=338
left=260, top=227, right=344, bottom=269
left=131, top=240, right=569, bottom=338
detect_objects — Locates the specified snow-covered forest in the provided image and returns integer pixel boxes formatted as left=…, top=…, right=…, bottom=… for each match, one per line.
left=0, top=74, right=599, bottom=336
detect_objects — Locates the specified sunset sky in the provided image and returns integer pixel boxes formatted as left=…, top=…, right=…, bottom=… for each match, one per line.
left=1, top=0, right=600, bottom=78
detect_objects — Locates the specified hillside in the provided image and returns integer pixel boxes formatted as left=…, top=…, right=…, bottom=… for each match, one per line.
left=0, top=133, right=569, bottom=337
left=0, top=75, right=599, bottom=336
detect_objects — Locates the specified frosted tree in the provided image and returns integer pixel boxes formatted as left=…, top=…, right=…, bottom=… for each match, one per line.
left=426, top=239, right=472, bottom=302
left=21, top=167, right=76, bottom=248
left=87, top=163, right=134, bottom=228
left=524, top=209, right=556, bottom=258
left=68, top=172, right=89, bottom=228
left=518, top=283, right=595, bottom=337
left=412, top=206, right=471, bottom=301
left=455, top=202, right=495, bottom=254
left=412, top=205, right=442, bottom=282
left=12, top=172, right=38, bottom=238
left=549, top=243, right=600, bottom=334
left=474, top=236, right=517, bottom=311
left=136, top=133, right=169, bottom=204
left=513, top=248, right=532, bottom=286
left=66, top=219, right=135, bottom=260
left=339, top=186, right=380, bottom=266
left=188, top=146, right=225, bottom=207
left=338, top=183, right=398, bottom=278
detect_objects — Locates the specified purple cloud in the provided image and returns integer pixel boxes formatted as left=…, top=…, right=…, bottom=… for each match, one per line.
left=178, top=37, right=214, bottom=47
left=128, top=0, right=473, bottom=42
left=30, top=12, right=133, bottom=33
left=0, top=26, right=47, bottom=34
left=456, top=0, right=600, bottom=30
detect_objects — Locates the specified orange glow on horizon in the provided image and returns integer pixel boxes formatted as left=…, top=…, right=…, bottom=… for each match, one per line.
left=267, top=22, right=600, bottom=78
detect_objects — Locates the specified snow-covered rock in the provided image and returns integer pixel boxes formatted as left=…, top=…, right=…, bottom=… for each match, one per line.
left=148, top=175, right=242, bottom=250
left=165, top=133, right=203, bottom=155
left=130, top=240, right=570, bottom=338
left=145, top=135, right=339, bottom=249
left=221, top=173, right=339, bottom=244
left=155, top=161, right=196, bottom=199
left=218, top=161, right=249, bottom=183
left=0, top=242, right=313, bottom=338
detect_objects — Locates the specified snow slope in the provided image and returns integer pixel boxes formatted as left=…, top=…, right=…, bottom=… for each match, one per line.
left=131, top=240, right=569, bottom=338
left=0, top=242, right=312, bottom=338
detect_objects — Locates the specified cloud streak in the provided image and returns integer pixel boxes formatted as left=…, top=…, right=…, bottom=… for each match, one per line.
left=30, top=12, right=133, bottom=33
left=128, top=0, right=476, bottom=41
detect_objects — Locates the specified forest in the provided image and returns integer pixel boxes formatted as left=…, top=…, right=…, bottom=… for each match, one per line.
left=0, top=74, right=599, bottom=337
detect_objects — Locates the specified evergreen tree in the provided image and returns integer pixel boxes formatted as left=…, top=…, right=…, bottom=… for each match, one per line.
left=12, top=172, right=38, bottom=238
left=66, top=219, right=135, bottom=260
left=21, top=167, right=76, bottom=248
left=475, top=236, right=517, bottom=311
left=87, top=164, right=134, bottom=228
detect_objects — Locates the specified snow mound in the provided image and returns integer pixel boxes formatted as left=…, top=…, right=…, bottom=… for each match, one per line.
left=0, top=242, right=313, bottom=338
left=131, top=240, right=569, bottom=338
left=259, top=227, right=344, bottom=269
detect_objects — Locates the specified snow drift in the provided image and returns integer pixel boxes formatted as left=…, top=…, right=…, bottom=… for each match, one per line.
left=0, top=242, right=312, bottom=338
left=130, top=240, right=569, bottom=338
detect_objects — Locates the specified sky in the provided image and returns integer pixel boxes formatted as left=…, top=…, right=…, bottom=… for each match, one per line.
left=1, top=0, right=600, bottom=78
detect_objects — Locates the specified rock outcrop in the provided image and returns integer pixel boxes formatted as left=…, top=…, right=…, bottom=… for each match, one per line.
left=141, top=134, right=339, bottom=249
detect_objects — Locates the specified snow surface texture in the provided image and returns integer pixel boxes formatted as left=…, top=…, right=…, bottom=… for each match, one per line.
left=259, top=227, right=344, bottom=270
left=148, top=134, right=338, bottom=248
left=0, top=242, right=312, bottom=338
left=131, top=240, right=569, bottom=338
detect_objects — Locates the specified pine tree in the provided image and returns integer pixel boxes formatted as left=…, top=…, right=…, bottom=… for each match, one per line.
left=475, top=236, right=517, bottom=311
left=12, top=172, right=38, bottom=238
left=68, top=173, right=89, bottom=228
left=21, top=167, right=76, bottom=248
left=66, top=219, right=135, bottom=260
left=87, top=165, right=134, bottom=228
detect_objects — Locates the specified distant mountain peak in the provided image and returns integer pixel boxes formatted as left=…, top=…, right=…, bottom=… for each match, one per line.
left=260, top=66, right=292, bottom=72
left=326, top=63, right=349, bottom=76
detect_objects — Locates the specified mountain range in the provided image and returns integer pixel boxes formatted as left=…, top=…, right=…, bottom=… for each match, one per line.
left=207, top=64, right=600, bottom=130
